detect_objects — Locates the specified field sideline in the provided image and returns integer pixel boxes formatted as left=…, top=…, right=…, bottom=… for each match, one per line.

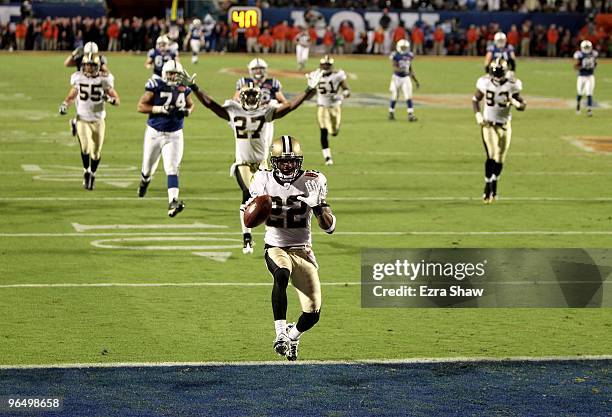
left=0, top=52, right=611, bottom=371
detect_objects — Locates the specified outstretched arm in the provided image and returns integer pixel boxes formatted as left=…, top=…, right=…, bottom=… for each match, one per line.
left=410, top=66, right=420, bottom=88
left=272, top=69, right=322, bottom=120
left=472, top=89, right=485, bottom=125
left=59, top=87, right=78, bottom=114
left=180, top=70, right=229, bottom=120
left=105, top=88, right=120, bottom=107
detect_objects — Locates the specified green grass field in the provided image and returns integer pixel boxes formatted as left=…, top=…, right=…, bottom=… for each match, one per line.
left=0, top=52, right=611, bottom=365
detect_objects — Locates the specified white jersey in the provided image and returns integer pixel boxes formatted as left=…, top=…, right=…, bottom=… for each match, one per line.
left=476, top=75, right=522, bottom=124
left=223, top=100, right=275, bottom=164
left=317, top=70, right=347, bottom=107
left=250, top=169, right=329, bottom=247
left=70, top=71, right=115, bottom=122
left=296, top=32, right=310, bottom=47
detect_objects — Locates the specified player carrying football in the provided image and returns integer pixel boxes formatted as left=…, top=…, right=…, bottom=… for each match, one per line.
left=249, top=135, right=336, bottom=361
left=179, top=69, right=322, bottom=254
left=59, top=53, right=120, bottom=190
left=145, top=35, right=179, bottom=78
left=313, top=55, right=351, bottom=166
left=137, top=60, right=194, bottom=217
left=574, top=40, right=598, bottom=117
left=389, top=39, right=420, bottom=122
left=233, top=58, right=287, bottom=155
left=472, top=58, right=526, bottom=204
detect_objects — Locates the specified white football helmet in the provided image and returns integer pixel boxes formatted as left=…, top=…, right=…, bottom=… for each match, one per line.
left=162, top=60, right=183, bottom=86
left=248, top=58, right=268, bottom=81
left=494, top=32, right=507, bottom=48
left=580, top=40, right=593, bottom=53
left=83, top=41, right=99, bottom=55
left=192, top=18, right=202, bottom=27
left=396, top=39, right=410, bottom=53
left=156, top=35, right=169, bottom=52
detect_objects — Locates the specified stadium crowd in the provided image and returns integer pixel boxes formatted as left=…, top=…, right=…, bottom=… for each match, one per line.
left=0, top=12, right=609, bottom=57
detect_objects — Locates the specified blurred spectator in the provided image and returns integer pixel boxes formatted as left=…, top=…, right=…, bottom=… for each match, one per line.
left=433, top=24, right=445, bottom=55
left=323, top=26, right=334, bottom=53
left=107, top=18, right=120, bottom=51
left=392, top=23, right=407, bottom=50
left=273, top=20, right=288, bottom=53
left=547, top=23, right=559, bottom=56
left=259, top=28, right=274, bottom=53
left=411, top=25, right=424, bottom=54
left=245, top=24, right=259, bottom=53
left=520, top=20, right=532, bottom=56
left=373, top=26, right=384, bottom=54
left=340, top=22, right=355, bottom=54
left=507, top=24, right=520, bottom=49
left=466, top=24, right=478, bottom=55
left=15, top=20, right=26, bottom=50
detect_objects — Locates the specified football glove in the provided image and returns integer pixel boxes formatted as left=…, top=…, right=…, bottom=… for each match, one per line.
left=174, top=107, right=191, bottom=117
left=179, top=69, right=197, bottom=89
left=511, top=97, right=525, bottom=110
left=59, top=102, right=68, bottom=115
left=104, top=94, right=117, bottom=105
left=296, top=180, right=322, bottom=208
left=305, top=69, right=323, bottom=91
left=475, top=112, right=484, bottom=126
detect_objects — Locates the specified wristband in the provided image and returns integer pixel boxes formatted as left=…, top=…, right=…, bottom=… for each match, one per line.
left=152, top=105, right=165, bottom=114
left=190, top=83, right=199, bottom=93
left=312, top=205, right=323, bottom=216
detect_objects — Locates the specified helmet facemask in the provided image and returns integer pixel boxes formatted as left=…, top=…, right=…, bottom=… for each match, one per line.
left=250, top=66, right=266, bottom=81
left=396, top=40, right=410, bottom=53
left=494, top=33, right=507, bottom=48
left=271, top=155, right=303, bottom=181
left=163, top=69, right=181, bottom=86
left=82, top=54, right=100, bottom=77
left=239, top=85, right=261, bottom=111
left=490, top=58, right=508, bottom=82
left=580, top=40, right=592, bottom=54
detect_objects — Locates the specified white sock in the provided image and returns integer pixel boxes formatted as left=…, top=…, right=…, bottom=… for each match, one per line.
left=274, top=320, right=287, bottom=336
left=388, top=108, right=395, bottom=113
left=239, top=208, right=252, bottom=235
left=408, top=108, right=414, bottom=114
left=288, top=325, right=302, bottom=340
left=322, top=148, right=332, bottom=159
left=168, top=187, right=179, bottom=202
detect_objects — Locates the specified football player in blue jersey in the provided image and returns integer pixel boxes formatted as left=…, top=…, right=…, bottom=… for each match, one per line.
left=573, top=40, right=598, bottom=117
left=388, top=39, right=420, bottom=122
left=145, top=35, right=179, bottom=78
left=136, top=60, right=194, bottom=217
left=484, top=32, right=516, bottom=76
left=184, top=18, right=203, bottom=64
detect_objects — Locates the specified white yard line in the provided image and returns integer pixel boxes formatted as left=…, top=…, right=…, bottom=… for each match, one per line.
left=2, top=231, right=612, bottom=237
left=0, top=282, right=355, bottom=289
left=1, top=355, right=610, bottom=370
left=1, top=196, right=612, bottom=202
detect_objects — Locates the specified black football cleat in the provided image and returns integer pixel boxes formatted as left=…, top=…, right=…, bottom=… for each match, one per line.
left=408, top=113, right=418, bottom=122
left=87, top=174, right=95, bottom=191
left=388, top=112, right=395, bottom=121
left=242, top=233, right=253, bottom=254
left=168, top=199, right=185, bottom=217
left=83, top=171, right=90, bottom=189
left=138, top=180, right=150, bottom=197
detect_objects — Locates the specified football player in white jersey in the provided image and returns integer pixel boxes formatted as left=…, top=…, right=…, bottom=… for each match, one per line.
left=294, top=26, right=310, bottom=71
left=472, top=58, right=526, bottom=203
left=233, top=58, right=288, bottom=157
left=573, top=40, right=598, bottom=117
left=248, top=135, right=336, bottom=361
left=314, top=55, right=351, bottom=166
left=179, top=69, right=322, bottom=253
left=59, top=53, right=120, bottom=190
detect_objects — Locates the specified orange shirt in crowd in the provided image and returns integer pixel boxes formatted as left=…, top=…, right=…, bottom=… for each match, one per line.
left=374, top=28, right=384, bottom=44
left=16, top=22, right=27, bottom=39
left=341, top=25, right=355, bottom=43
left=107, top=23, right=120, bottom=39
left=245, top=26, right=260, bottom=39
left=308, top=27, right=317, bottom=42
left=259, top=32, right=274, bottom=49
left=433, top=27, right=445, bottom=42
left=466, top=27, right=478, bottom=43
left=288, top=25, right=299, bottom=41
left=547, top=28, right=559, bottom=44
left=507, top=29, right=520, bottom=46
left=272, top=23, right=287, bottom=41
left=411, top=27, right=424, bottom=45
left=323, top=29, right=334, bottom=46
left=393, top=26, right=406, bottom=43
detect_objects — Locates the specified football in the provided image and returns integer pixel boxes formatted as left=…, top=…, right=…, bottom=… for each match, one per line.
left=244, top=195, right=273, bottom=228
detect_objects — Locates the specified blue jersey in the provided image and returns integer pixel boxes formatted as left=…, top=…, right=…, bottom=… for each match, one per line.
left=147, top=48, right=178, bottom=76
left=190, top=26, right=202, bottom=40
left=236, top=77, right=283, bottom=105
left=573, top=50, right=598, bottom=76
left=486, top=44, right=514, bottom=62
left=391, top=51, right=413, bottom=77
left=145, top=77, right=191, bottom=132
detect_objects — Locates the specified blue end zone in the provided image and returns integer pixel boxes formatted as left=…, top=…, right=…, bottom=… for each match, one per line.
left=0, top=360, right=610, bottom=417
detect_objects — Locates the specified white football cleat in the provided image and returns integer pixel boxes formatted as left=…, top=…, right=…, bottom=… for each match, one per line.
left=285, top=323, right=299, bottom=361
left=324, top=157, right=334, bottom=166
left=273, top=332, right=290, bottom=356
left=242, top=233, right=254, bottom=254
